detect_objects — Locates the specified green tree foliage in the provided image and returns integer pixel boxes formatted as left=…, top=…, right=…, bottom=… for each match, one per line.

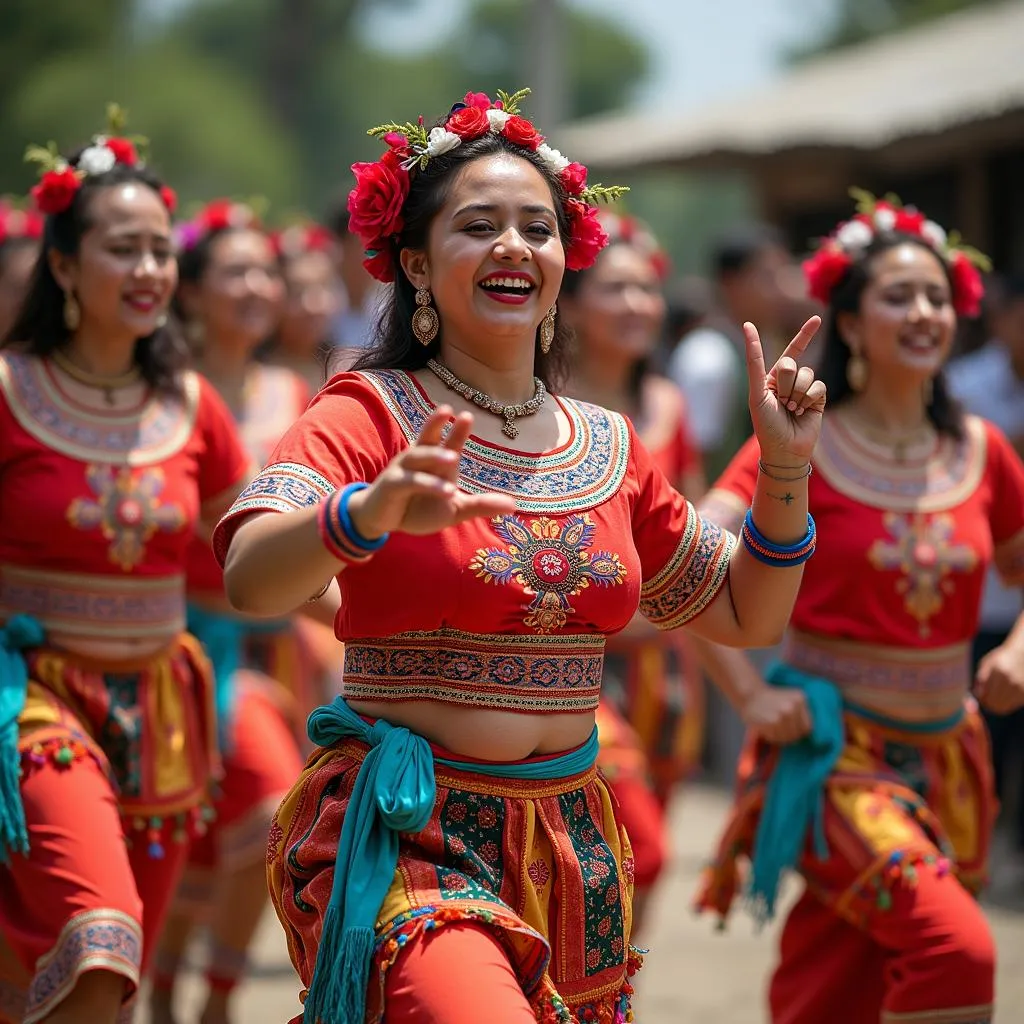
left=0, top=0, right=650, bottom=215
left=795, top=0, right=1002, bottom=58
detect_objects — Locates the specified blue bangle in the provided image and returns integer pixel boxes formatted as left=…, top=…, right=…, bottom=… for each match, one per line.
left=336, top=482, right=389, bottom=552
left=741, top=509, right=816, bottom=567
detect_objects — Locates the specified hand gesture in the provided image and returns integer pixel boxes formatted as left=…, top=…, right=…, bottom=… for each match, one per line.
left=741, top=686, right=812, bottom=745
left=348, top=407, right=515, bottom=539
left=975, top=641, right=1024, bottom=716
left=746, top=316, right=827, bottom=463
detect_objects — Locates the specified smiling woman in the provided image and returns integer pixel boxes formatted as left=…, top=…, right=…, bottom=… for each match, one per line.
left=0, top=111, right=251, bottom=1024
left=213, top=87, right=829, bottom=1024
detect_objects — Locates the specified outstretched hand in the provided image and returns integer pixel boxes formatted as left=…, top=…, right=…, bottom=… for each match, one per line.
left=745, top=316, right=827, bottom=463
left=348, top=406, right=515, bottom=539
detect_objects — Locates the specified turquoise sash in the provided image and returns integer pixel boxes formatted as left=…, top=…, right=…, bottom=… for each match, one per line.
left=0, top=614, right=45, bottom=863
left=302, top=696, right=599, bottom=1024
left=186, top=604, right=288, bottom=750
left=748, top=661, right=966, bottom=924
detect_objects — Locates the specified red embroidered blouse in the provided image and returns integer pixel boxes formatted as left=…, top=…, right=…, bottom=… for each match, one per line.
left=0, top=352, right=250, bottom=639
left=214, top=370, right=735, bottom=714
left=701, top=414, right=1024, bottom=715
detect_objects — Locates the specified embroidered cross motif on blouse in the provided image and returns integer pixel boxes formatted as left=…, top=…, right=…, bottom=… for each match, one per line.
left=868, top=512, right=977, bottom=637
left=470, top=514, right=627, bottom=633
left=67, top=465, right=187, bottom=571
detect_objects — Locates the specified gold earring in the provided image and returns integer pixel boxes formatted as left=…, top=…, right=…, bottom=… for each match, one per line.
left=63, top=292, right=80, bottom=332
left=539, top=305, right=556, bottom=355
left=846, top=351, right=868, bottom=392
left=411, top=287, right=439, bottom=347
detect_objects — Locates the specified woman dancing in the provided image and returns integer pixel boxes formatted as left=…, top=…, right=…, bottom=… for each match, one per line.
left=150, top=199, right=308, bottom=1024
left=0, top=114, right=249, bottom=1022
left=215, top=88, right=826, bottom=1024
left=562, top=210, right=706, bottom=932
left=695, top=193, right=1020, bottom=1024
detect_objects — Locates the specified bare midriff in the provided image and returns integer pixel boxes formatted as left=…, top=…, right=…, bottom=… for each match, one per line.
left=346, top=699, right=597, bottom=761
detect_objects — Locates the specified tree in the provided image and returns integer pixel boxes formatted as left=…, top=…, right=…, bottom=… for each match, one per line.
left=795, top=0, right=1003, bottom=58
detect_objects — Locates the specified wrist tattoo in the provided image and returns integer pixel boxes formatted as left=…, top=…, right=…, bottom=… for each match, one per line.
left=768, top=491, right=796, bottom=506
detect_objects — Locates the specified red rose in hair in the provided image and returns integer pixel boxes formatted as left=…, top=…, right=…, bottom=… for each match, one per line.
left=362, top=238, right=395, bottom=283
left=561, top=162, right=588, bottom=197
left=201, top=199, right=235, bottom=232
left=31, top=168, right=82, bottom=215
left=650, top=250, right=671, bottom=281
left=802, top=246, right=853, bottom=306
left=950, top=253, right=984, bottom=318
left=383, top=132, right=408, bottom=151
left=463, top=92, right=493, bottom=111
left=347, top=156, right=409, bottom=243
left=105, top=137, right=138, bottom=166
left=564, top=200, right=608, bottom=271
left=159, top=186, right=178, bottom=214
left=502, top=115, right=544, bottom=150
left=894, top=209, right=925, bottom=235
left=446, top=106, right=490, bottom=140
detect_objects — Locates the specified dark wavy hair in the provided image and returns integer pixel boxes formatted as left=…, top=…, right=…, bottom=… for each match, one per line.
left=817, top=232, right=965, bottom=439
left=2, top=160, right=189, bottom=396
left=345, top=127, right=574, bottom=391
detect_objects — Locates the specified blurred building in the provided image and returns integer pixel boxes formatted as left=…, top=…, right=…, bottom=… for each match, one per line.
left=560, top=1, right=1024, bottom=270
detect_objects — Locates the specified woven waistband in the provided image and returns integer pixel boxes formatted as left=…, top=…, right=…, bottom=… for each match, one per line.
left=782, top=630, right=970, bottom=717
left=1, top=565, right=185, bottom=639
left=341, top=629, right=605, bottom=713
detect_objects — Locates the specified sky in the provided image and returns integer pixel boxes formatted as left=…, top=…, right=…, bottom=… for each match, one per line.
left=362, top=0, right=836, bottom=114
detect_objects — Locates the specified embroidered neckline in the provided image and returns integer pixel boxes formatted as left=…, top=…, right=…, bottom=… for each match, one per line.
left=0, top=352, right=199, bottom=466
left=813, top=412, right=986, bottom=512
left=361, top=369, right=632, bottom=514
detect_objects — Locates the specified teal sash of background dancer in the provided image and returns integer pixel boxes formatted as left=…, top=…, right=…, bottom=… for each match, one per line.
left=748, top=660, right=966, bottom=924
left=186, top=604, right=288, bottom=751
left=0, top=614, right=45, bottom=863
left=301, top=695, right=601, bottom=1024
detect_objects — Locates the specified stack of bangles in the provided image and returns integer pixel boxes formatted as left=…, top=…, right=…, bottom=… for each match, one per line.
left=741, top=508, right=816, bottom=567
left=317, top=482, right=389, bottom=564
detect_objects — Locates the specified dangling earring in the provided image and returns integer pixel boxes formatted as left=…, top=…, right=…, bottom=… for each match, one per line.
left=63, top=292, right=80, bottom=332
left=155, top=313, right=168, bottom=330
left=539, top=305, right=556, bottom=355
left=411, top=287, right=439, bottom=347
left=923, top=377, right=934, bottom=405
left=846, top=350, right=868, bottom=392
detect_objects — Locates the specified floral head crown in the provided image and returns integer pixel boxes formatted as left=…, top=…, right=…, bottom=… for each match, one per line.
left=347, top=87, right=628, bottom=283
left=596, top=210, right=671, bottom=281
left=803, top=188, right=991, bottom=317
left=174, top=198, right=265, bottom=252
left=271, top=220, right=332, bottom=259
left=0, top=198, right=44, bottom=245
left=25, top=104, right=177, bottom=217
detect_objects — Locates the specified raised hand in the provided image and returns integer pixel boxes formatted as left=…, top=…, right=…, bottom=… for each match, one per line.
left=745, top=316, right=827, bottom=463
left=348, top=406, right=516, bottom=539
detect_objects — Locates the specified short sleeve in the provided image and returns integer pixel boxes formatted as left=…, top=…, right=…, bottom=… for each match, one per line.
left=212, top=373, right=397, bottom=564
left=985, top=420, right=1024, bottom=585
left=194, top=375, right=251, bottom=504
left=697, top=434, right=760, bottom=534
left=630, top=419, right=737, bottom=630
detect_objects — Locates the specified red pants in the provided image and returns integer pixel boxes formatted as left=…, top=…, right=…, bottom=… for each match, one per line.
left=0, top=757, right=188, bottom=1023
left=770, top=875, right=995, bottom=1024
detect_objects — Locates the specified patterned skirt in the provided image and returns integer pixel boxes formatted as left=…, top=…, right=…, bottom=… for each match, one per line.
left=269, top=738, right=643, bottom=1024
left=695, top=699, right=996, bottom=927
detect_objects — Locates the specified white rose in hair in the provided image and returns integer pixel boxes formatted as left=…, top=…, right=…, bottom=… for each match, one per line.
left=921, top=220, right=947, bottom=249
left=78, top=144, right=117, bottom=176
left=425, top=127, right=462, bottom=158
left=486, top=108, right=512, bottom=131
left=874, top=207, right=897, bottom=232
left=835, top=220, right=873, bottom=251
left=536, top=143, right=570, bottom=173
